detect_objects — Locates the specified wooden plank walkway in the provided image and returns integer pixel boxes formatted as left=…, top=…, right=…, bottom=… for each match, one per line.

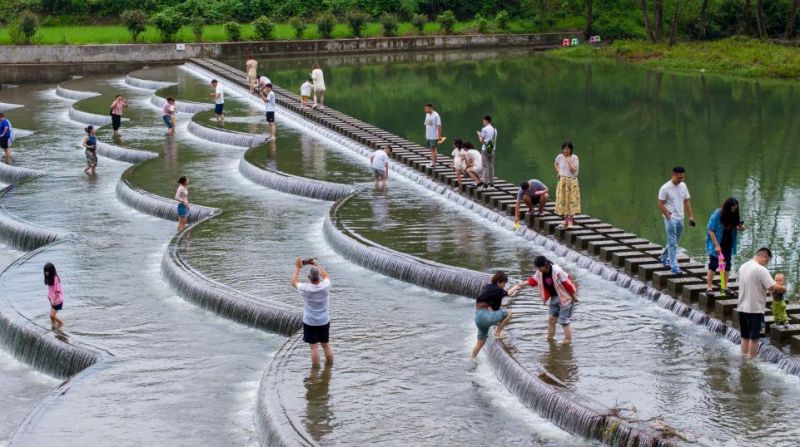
left=187, top=58, right=800, bottom=352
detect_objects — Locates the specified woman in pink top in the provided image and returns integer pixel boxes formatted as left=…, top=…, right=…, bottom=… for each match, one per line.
left=110, top=94, right=127, bottom=137
left=44, top=263, right=64, bottom=328
left=162, top=96, right=176, bottom=134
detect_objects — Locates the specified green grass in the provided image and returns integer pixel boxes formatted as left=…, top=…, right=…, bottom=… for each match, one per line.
left=552, top=37, right=800, bottom=79
left=0, top=20, right=538, bottom=45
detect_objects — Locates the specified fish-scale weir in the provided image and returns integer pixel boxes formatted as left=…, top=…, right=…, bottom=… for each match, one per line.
left=0, top=160, right=44, bottom=185
left=0, top=187, right=64, bottom=251
left=124, top=75, right=176, bottom=91
left=95, top=141, right=159, bottom=164
left=68, top=107, right=112, bottom=127
left=149, top=94, right=214, bottom=114
left=187, top=120, right=269, bottom=147
left=55, top=85, right=100, bottom=101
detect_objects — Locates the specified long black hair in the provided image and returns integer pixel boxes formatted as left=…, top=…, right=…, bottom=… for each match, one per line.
left=533, top=255, right=552, bottom=270
left=177, top=176, right=188, bottom=186
left=44, top=262, right=58, bottom=286
left=453, top=138, right=463, bottom=150
left=719, top=197, right=740, bottom=229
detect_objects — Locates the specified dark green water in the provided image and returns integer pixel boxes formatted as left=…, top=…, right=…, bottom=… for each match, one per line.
left=261, top=51, right=800, bottom=282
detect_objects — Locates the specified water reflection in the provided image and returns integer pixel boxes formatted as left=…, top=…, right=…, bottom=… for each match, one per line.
left=303, top=364, right=333, bottom=441
left=370, top=189, right=390, bottom=229
left=540, top=340, right=578, bottom=386
left=163, top=134, right=178, bottom=172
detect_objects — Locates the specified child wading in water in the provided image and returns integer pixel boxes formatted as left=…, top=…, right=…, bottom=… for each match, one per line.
left=44, top=263, right=64, bottom=328
left=772, top=273, right=790, bottom=329
left=82, top=126, right=98, bottom=174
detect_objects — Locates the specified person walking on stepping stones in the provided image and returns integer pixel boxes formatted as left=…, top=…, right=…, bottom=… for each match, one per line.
left=423, top=103, right=443, bottom=167
left=737, top=247, right=785, bottom=359
left=175, top=176, right=190, bottom=232
left=658, top=166, right=695, bottom=275
left=471, top=271, right=514, bottom=363
left=311, top=64, right=326, bottom=110
left=210, top=79, right=224, bottom=125
left=554, top=141, right=580, bottom=229
left=44, top=263, right=64, bottom=328
left=246, top=54, right=258, bottom=93
left=82, top=125, right=98, bottom=175
left=292, top=258, right=334, bottom=367
left=704, top=197, right=744, bottom=296
left=476, top=115, right=497, bottom=189
left=510, top=256, right=578, bottom=341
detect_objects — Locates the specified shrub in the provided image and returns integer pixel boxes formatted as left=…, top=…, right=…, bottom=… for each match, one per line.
left=496, top=10, right=509, bottom=31
left=437, top=10, right=457, bottom=34
left=289, top=17, right=306, bottom=38
left=252, top=15, right=274, bottom=40
left=151, top=9, right=183, bottom=43
left=224, top=21, right=242, bottom=41
left=121, top=9, right=147, bottom=43
left=380, top=12, right=398, bottom=36
left=191, top=16, right=205, bottom=42
left=317, top=12, right=335, bottom=39
left=346, top=10, right=370, bottom=37
left=475, top=14, right=489, bottom=33
left=411, top=13, right=427, bottom=33
left=10, top=10, right=39, bottom=44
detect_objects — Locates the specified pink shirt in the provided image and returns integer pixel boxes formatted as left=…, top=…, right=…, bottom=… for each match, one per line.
left=48, top=276, right=63, bottom=306
left=162, top=102, right=174, bottom=116
left=111, top=99, right=125, bottom=115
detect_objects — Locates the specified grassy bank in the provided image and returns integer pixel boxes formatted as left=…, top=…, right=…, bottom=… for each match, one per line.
left=553, top=37, right=800, bottom=79
left=0, top=21, right=539, bottom=45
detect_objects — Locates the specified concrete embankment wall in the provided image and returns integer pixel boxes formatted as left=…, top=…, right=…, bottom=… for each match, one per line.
left=0, top=33, right=570, bottom=83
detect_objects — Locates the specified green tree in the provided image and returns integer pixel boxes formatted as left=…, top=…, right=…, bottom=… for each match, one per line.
left=347, top=10, right=370, bottom=37
left=437, top=10, right=457, bottom=34
left=10, top=10, right=39, bottom=45
left=121, top=9, right=147, bottom=43
left=381, top=12, right=399, bottom=36
left=290, top=17, right=307, bottom=38
left=151, top=9, right=183, bottom=43
left=317, top=12, right=336, bottom=39
left=191, top=16, right=206, bottom=42
left=411, top=13, right=428, bottom=33
left=475, top=14, right=489, bottom=33
left=495, top=10, right=509, bottom=31
left=224, top=21, right=242, bottom=41
left=253, top=15, right=275, bottom=40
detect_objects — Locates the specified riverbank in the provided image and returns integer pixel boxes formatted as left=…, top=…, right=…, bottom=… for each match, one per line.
left=552, top=37, right=800, bottom=79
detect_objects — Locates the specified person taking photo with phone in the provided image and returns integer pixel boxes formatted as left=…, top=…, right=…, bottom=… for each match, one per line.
left=292, top=258, right=333, bottom=367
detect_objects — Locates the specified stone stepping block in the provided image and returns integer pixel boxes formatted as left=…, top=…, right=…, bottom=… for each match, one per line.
left=573, top=217, right=602, bottom=226
left=697, top=289, right=739, bottom=312
left=791, top=335, right=800, bottom=353
left=554, top=225, right=587, bottom=242
left=682, top=284, right=710, bottom=303
left=479, top=191, right=511, bottom=206
left=770, top=324, right=800, bottom=344
left=667, top=276, right=705, bottom=295
left=713, top=298, right=739, bottom=318
left=632, top=243, right=662, bottom=252
left=624, top=257, right=658, bottom=276
left=638, top=263, right=670, bottom=282
left=584, top=223, right=614, bottom=232
left=587, top=239, right=621, bottom=257
left=610, top=250, right=646, bottom=268
left=572, top=233, right=606, bottom=251
left=598, top=245, right=633, bottom=262
left=538, top=218, right=565, bottom=235
left=565, top=230, right=595, bottom=248
left=496, top=198, right=519, bottom=213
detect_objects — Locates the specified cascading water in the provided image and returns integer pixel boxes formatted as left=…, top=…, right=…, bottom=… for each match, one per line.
left=67, top=107, right=112, bottom=127
left=95, top=141, right=159, bottom=164
left=187, top=120, right=269, bottom=148
left=0, top=161, right=44, bottom=185
left=115, top=165, right=217, bottom=222
left=124, top=75, right=176, bottom=91
left=239, top=155, right=355, bottom=202
left=149, top=94, right=214, bottom=114
left=54, top=85, right=100, bottom=101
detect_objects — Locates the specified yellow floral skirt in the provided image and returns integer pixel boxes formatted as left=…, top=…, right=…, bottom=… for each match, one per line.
left=555, top=176, right=581, bottom=216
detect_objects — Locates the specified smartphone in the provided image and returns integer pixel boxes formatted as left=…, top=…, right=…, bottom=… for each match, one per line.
left=301, top=258, right=316, bottom=266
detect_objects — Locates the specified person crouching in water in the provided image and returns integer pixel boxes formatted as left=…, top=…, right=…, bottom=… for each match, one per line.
left=510, top=256, right=578, bottom=341
left=471, top=271, right=513, bottom=362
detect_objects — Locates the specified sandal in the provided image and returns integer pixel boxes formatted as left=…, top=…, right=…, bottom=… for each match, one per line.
left=705, top=289, right=713, bottom=297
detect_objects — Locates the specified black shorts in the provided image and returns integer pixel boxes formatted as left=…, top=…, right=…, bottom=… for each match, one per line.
left=51, top=303, right=63, bottom=311
left=521, top=192, right=541, bottom=205
left=303, top=322, right=330, bottom=344
left=214, top=104, right=224, bottom=115
left=266, top=111, right=275, bottom=123
left=738, top=312, right=763, bottom=340
left=708, top=252, right=732, bottom=272
left=111, top=114, right=122, bottom=131
left=0, top=136, right=7, bottom=149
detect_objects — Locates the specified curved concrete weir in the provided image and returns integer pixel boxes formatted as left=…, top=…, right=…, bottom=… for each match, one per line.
left=149, top=94, right=214, bottom=114
left=0, top=161, right=44, bottom=185
left=96, top=141, right=159, bottom=164
left=187, top=120, right=269, bottom=148
left=0, top=204, right=65, bottom=251
left=161, top=217, right=303, bottom=336
left=55, top=85, right=100, bottom=101
left=115, top=175, right=217, bottom=223
left=67, top=107, right=112, bottom=127
left=124, top=75, right=176, bottom=91
left=239, top=150, right=355, bottom=202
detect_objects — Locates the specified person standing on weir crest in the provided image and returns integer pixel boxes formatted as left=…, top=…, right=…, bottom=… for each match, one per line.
left=515, top=179, right=549, bottom=229
left=311, top=64, right=326, bottom=110
left=210, top=79, right=224, bottom=125
left=110, top=94, right=127, bottom=138
left=369, top=145, right=392, bottom=189
left=476, top=115, right=497, bottom=189
left=510, top=256, right=578, bottom=341
left=737, top=247, right=785, bottom=359
left=175, top=176, right=190, bottom=232
left=261, top=83, right=276, bottom=140
left=471, top=271, right=514, bottom=362
left=657, top=166, right=695, bottom=275
left=292, top=258, right=334, bottom=367
left=423, top=103, right=442, bottom=167
left=245, top=53, right=258, bottom=93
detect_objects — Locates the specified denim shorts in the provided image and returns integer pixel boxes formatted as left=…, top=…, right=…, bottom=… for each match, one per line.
left=549, top=299, right=574, bottom=326
left=163, top=115, right=174, bottom=129
left=426, top=139, right=439, bottom=149
left=372, top=168, right=386, bottom=179
left=177, top=203, right=188, bottom=218
left=475, top=308, right=508, bottom=340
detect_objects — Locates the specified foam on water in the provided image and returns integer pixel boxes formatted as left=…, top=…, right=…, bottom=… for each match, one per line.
left=124, top=75, right=177, bottom=91
left=187, top=120, right=269, bottom=148
left=54, top=86, right=100, bottom=101
left=149, top=94, right=214, bottom=114
left=238, top=153, right=355, bottom=201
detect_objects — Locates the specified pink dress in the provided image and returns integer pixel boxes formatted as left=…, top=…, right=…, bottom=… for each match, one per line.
left=48, top=276, right=63, bottom=307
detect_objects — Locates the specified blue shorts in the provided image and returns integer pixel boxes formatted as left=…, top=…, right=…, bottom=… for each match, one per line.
left=373, top=168, right=386, bottom=179
left=163, top=115, right=174, bottom=129
left=475, top=308, right=509, bottom=340
left=426, top=139, right=439, bottom=149
left=549, top=299, right=574, bottom=326
left=214, top=103, right=224, bottom=115
left=177, top=203, right=188, bottom=218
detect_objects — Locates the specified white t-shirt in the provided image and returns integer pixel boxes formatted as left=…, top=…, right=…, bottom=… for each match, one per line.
left=465, top=149, right=482, bottom=169
left=214, top=84, right=224, bottom=104
left=371, top=150, right=389, bottom=171
left=555, top=153, right=579, bottom=177
left=258, top=76, right=271, bottom=86
left=480, top=124, right=497, bottom=152
left=737, top=259, right=777, bottom=314
left=175, top=184, right=188, bottom=202
left=424, top=111, right=441, bottom=140
left=264, top=91, right=276, bottom=112
left=658, top=180, right=691, bottom=220
left=452, top=148, right=466, bottom=170
left=311, top=68, right=326, bottom=91
left=300, top=81, right=313, bottom=97
left=297, top=278, right=331, bottom=326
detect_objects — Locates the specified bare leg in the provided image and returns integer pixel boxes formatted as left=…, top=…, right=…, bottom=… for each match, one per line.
left=471, top=338, right=487, bottom=361
left=50, top=309, right=63, bottom=328
left=562, top=324, right=573, bottom=341
left=4, top=148, right=9, bottom=163
left=494, top=311, right=513, bottom=335
left=310, top=343, right=321, bottom=367
left=467, top=168, right=481, bottom=185
left=540, top=192, right=549, bottom=213
left=547, top=315, right=557, bottom=340
left=706, top=269, right=714, bottom=291
left=270, top=122, right=276, bottom=139
left=321, top=342, right=333, bottom=364
left=382, top=177, right=388, bottom=189
left=431, top=148, right=437, bottom=165
left=177, top=216, right=187, bottom=232
left=318, top=91, right=325, bottom=108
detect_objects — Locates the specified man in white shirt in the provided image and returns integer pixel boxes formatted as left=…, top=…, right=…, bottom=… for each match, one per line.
left=210, top=79, right=224, bottom=125
left=261, top=83, right=276, bottom=139
left=657, top=166, right=695, bottom=274
left=369, top=146, right=392, bottom=189
left=423, top=103, right=442, bottom=167
left=476, top=115, right=497, bottom=189
left=737, top=247, right=785, bottom=358
left=292, top=258, right=333, bottom=367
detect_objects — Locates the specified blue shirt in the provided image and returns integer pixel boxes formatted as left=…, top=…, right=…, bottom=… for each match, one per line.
left=706, top=208, right=738, bottom=256
left=0, top=118, right=9, bottom=139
